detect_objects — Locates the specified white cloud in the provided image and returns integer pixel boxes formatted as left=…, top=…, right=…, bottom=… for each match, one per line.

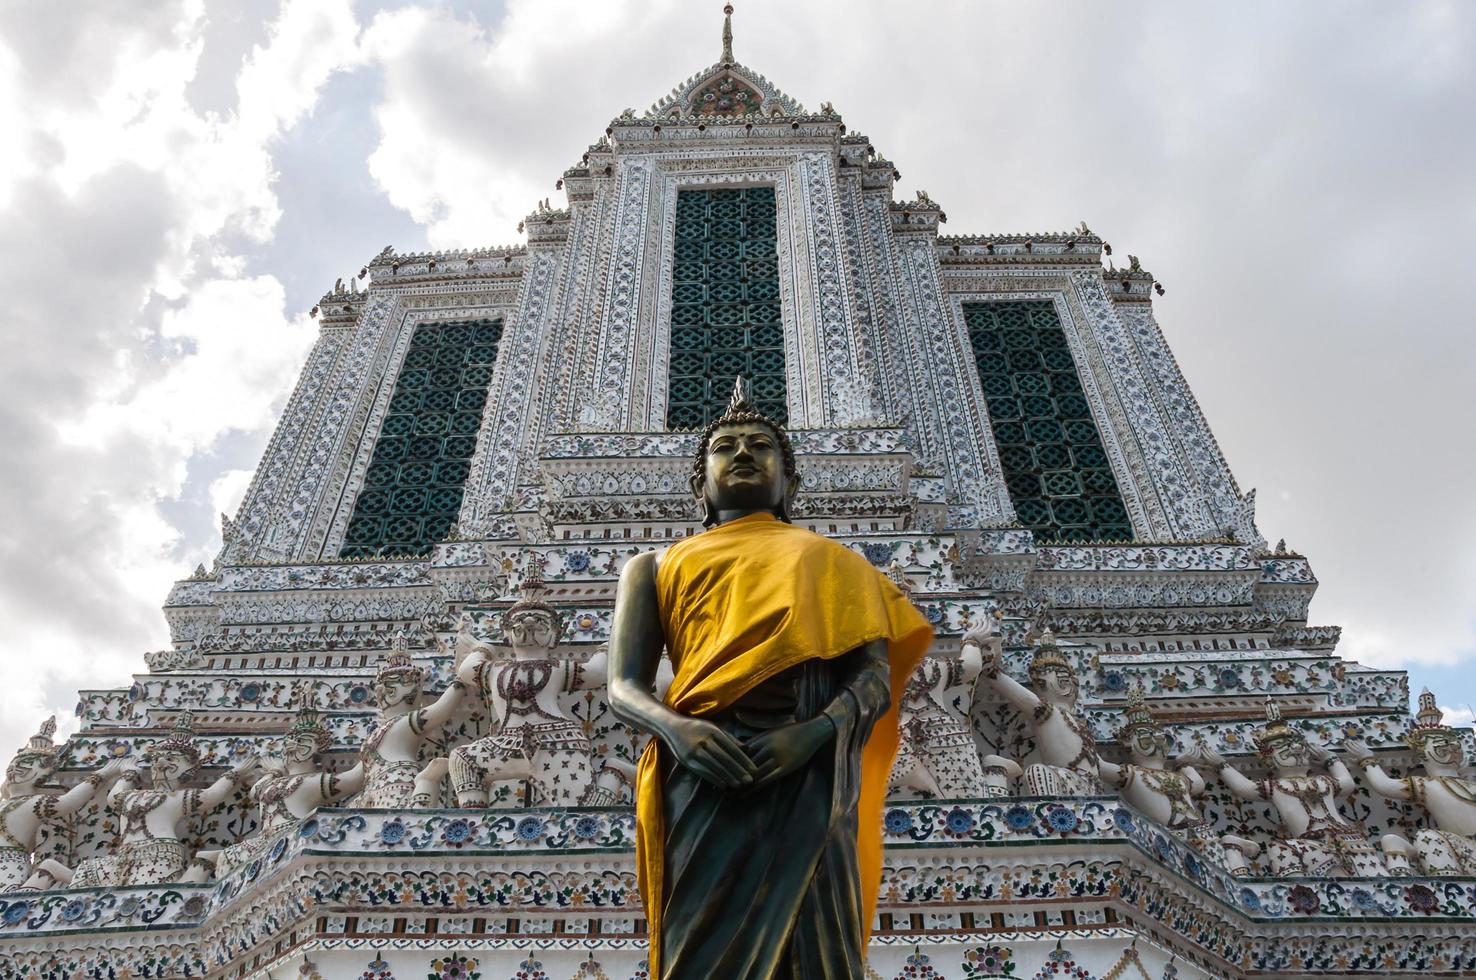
left=210, top=468, right=256, bottom=525
left=0, top=0, right=360, bottom=754
left=1442, top=705, right=1476, bottom=730
left=358, top=0, right=688, bottom=247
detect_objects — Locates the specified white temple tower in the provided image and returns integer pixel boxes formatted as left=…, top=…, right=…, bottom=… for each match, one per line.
left=3, top=9, right=1471, bottom=980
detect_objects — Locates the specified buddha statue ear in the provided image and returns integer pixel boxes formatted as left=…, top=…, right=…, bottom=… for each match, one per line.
left=775, top=468, right=801, bottom=524
left=691, top=472, right=717, bottom=527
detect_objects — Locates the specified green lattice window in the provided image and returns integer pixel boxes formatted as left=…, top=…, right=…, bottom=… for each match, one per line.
left=964, top=301, right=1134, bottom=543
left=665, top=186, right=787, bottom=429
left=339, top=318, right=502, bottom=558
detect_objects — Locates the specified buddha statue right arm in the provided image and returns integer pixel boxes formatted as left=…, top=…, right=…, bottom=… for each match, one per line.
left=608, top=552, right=757, bottom=791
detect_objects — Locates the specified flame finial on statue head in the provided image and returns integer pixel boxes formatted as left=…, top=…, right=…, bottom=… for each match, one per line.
left=730, top=375, right=751, bottom=412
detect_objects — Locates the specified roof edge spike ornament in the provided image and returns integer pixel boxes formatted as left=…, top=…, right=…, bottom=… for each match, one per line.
left=721, top=3, right=735, bottom=66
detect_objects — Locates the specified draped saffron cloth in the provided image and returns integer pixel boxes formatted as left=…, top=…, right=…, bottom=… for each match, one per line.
left=634, top=512, right=932, bottom=977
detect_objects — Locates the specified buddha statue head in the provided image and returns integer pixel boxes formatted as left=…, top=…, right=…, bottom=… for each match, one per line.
left=5, top=716, right=60, bottom=790
left=147, top=712, right=203, bottom=789
left=689, top=377, right=799, bottom=527
left=1254, top=698, right=1310, bottom=773
left=1115, top=689, right=1168, bottom=763
left=373, top=631, right=425, bottom=713
left=1407, top=688, right=1467, bottom=776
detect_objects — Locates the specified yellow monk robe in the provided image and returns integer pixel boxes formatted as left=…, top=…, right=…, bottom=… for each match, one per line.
left=634, top=512, right=933, bottom=974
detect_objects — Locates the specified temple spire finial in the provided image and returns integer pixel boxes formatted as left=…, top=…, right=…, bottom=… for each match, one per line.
left=721, top=3, right=735, bottom=65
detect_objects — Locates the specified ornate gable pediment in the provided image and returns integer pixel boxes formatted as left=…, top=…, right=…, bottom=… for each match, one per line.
left=645, top=5, right=805, bottom=120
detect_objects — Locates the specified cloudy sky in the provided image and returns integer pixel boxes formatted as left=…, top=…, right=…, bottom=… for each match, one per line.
left=0, top=0, right=1472, bottom=756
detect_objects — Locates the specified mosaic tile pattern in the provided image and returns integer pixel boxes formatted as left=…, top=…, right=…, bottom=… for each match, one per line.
left=964, top=301, right=1133, bottom=542
left=340, top=318, right=503, bottom=557
left=665, top=186, right=786, bottom=429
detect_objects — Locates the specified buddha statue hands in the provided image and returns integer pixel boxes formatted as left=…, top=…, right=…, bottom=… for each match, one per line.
left=1347, top=691, right=1476, bottom=875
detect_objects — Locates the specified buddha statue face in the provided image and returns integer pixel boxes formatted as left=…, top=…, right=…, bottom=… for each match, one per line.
left=693, top=421, right=795, bottom=524
left=505, top=608, right=559, bottom=655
